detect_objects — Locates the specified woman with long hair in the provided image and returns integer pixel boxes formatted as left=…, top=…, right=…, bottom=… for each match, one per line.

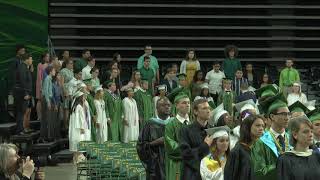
left=243, top=63, right=259, bottom=89
left=224, top=114, right=265, bottom=180
left=260, top=73, right=272, bottom=88
left=191, top=70, right=205, bottom=100
left=287, top=82, right=307, bottom=106
left=120, top=70, right=141, bottom=92
left=200, top=126, right=231, bottom=180
left=277, top=115, right=320, bottom=180
left=180, top=49, right=201, bottom=85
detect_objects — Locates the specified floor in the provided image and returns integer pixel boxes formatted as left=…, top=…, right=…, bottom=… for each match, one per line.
left=43, top=163, right=78, bottom=180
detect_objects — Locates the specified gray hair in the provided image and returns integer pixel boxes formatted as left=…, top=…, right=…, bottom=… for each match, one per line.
left=0, top=143, right=19, bottom=179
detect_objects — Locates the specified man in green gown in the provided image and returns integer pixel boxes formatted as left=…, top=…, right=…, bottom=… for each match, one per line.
left=164, top=94, right=191, bottom=180
left=134, top=79, right=154, bottom=128
left=103, top=80, right=123, bottom=142
left=251, top=85, right=291, bottom=180
left=74, top=49, right=91, bottom=71
left=217, top=78, right=236, bottom=116
left=279, top=59, right=300, bottom=96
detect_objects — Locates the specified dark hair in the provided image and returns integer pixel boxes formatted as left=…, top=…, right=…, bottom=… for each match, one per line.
left=289, top=117, right=312, bottom=147
left=71, top=95, right=84, bottom=113
left=166, top=67, right=174, bottom=73
left=200, top=87, right=210, bottom=97
left=113, top=52, right=120, bottom=61
left=21, top=53, right=32, bottom=61
left=156, top=97, right=171, bottom=109
left=62, top=58, right=73, bottom=69
left=16, top=44, right=25, bottom=53
left=224, top=45, right=239, bottom=58
left=261, top=73, right=272, bottom=84
left=45, top=66, right=54, bottom=75
left=144, top=56, right=151, bottom=61
left=144, top=45, right=152, bottom=49
left=211, top=138, right=230, bottom=167
left=40, top=52, right=49, bottom=64
left=82, top=49, right=90, bottom=55
left=185, top=49, right=197, bottom=61
left=216, top=113, right=228, bottom=127
left=193, top=99, right=208, bottom=111
left=90, top=66, right=99, bottom=74
left=87, top=56, right=95, bottom=62
left=193, top=70, right=204, bottom=82
left=107, top=60, right=118, bottom=70
left=240, top=114, right=264, bottom=144
left=213, top=61, right=221, bottom=65
left=74, top=68, right=82, bottom=74
left=236, top=69, right=243, bottom=73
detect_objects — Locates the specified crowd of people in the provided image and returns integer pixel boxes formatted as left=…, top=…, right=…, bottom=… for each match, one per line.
left=7, top=43, right=320, bottom=180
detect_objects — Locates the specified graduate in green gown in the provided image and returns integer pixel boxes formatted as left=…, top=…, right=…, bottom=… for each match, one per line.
left=133, top=79, right=154, bottom=128
left=164, top=94, right=191, bottom=180
left=251, top=85, right=291, bottom=180
left=217, top=78, right=236, bottom=116
left=83, top=79, right=98, bottom=142
left=288, top=100, right=309, bottom=118
left=103, top=80, right=124, bottom=142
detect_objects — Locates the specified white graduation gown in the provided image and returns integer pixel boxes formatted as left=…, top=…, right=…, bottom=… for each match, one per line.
left=200, top=156, right=224, bottom=180
left=153, top=96, right=160, bottom=117
left=230, top=126, right=240, bottom=149
left=122, top=97, right=139, bottom=143
left=94, top=99, right=108, bottom=143
left=69, top=104, right=91, bottom=152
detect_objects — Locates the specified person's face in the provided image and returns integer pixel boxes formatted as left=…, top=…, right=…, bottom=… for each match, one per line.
left=168, top=71, right=175, bottom=79
left=157, top=100, right=172, bottom=116
left=92, top=69, right=99, bottom=78
left=176, top=98, right=190, bottom=115
left=312, top=120, right=320, bottom=138
left=172, top=65, right=178, bottom=73
left=116, top=54, right=121, bottom=62
left=89, top=59, right=95, bottom=67
left=228, top=50, right=235, bottom=58
left=246, top=64, right=253, bottom=72
left=292, top=85, right=300, bottom=93
left=188, top=51, right=195, bottom=59
left=127, top=91, right=134, bottom=98
left=213, top=64, right=220, bottom=71
left=179, top=79, right=187, bottom=87
left=251, top=118, right=265, bottom=140
left=159, top=90, right=166, bottom=96
left=263, top=74, right=269, bottom=83
left=56, top=73, right=61, bottom=81
left=216, top=136, right=229, bottom=153
left=17, top=48, right=25, bottom=56
left=51, top=68, right=56, bottom=76
left=223, top=81, right=232, bottom=90
left=67, top=61, right=73, bottom=69
left=44, top=53, right=50, bottom=63
left=63, top=51, right=70, bottom=59
left=144, top=46, right=152, bottom=55
left=111, top=62, right=118, bottom=69
left=235, top=71, right=243, bottom=79
left=144, top=59, right=151, bottom=68
left=203, top=88, right=209, bottom=96
left=111, top=69, right=118, bottom=78
left=293, top=123, right=313, bottom=147
left=76, top=72, right=82, bottom=80
left=83, top=51, right=91, bottom=59
left=271, top=107, right=291, bottom=129
left=26, top=57, right=33, bottom=66
left=7, top=148, right=19, bottom=174
left=223, top=113, right=233, bottom=127
left=197, top=72, right=203, bottom=80
left=109, top=83, right=117, bottom=92
left=134, top=72, right=141, bottom=80
left=142, top=82, right=149, bottom=90
left=286, top=60, right=293, bottom=68
left=195, top=102, right=211, bottom=121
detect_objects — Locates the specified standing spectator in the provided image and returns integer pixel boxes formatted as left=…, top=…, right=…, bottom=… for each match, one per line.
left=233, top=69, right=248, bottom=97
left=217, top=78, right=236, bottom=116
left=180, top=49, right=201, bottom=85
left=74, top=49, right=90, bottom=72
left=122, top=88, right=139, bottom=143
left=243, top=63, right=259, bottom=89
left=137, top=45, right=160, bottom=84
left=279, top=59, right=300, bottom=96
left=82, top=56, right=95, bottom=81
left=59, top=50, right=70, bottom=66
left=139, top=56, right=155, bottom=95
left=17, top=54, right=34, bottom=134
left=35, top=52, right=50, bottom=122
left=52, top=72, right=63, bottom=141
left=260, top=73, right=272, bottom=88
left=112, top=52, right=123, bottom=80
left=40, top=66, right=56, bottom=143
left=287, top=82, right=307, bottom=106
left=90, top=66, right=100, bottom=91
left=205, top=61, right=225, bottom=102
left=94, top=86, right=108, bottom=143
left=8, top=45, right=26, bottom=95
left=162, top=67, right=178, bottom=93
left=222, top=45, right=242, bottom=80
left=121, top=70, right=141, bottom=92
left=191, top=70, right=205, bottom=100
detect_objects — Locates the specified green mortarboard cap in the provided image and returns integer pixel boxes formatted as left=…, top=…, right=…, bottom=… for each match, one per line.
left=174, top=93, right=189, bottom=103
left=177, top=73, right=187, bottom=80
left=103, top=80, right=114, bottom=87
left=205, top=126, right=230, bottom=138
left=266, top=94, right=288, bottom=115
left=141, top=78, right=149, bottom=83
left=255, top=84, right=279, bottom=98
left=288, top=101, right=309, bottom=114
left=307, top=108, right=320, bottom=122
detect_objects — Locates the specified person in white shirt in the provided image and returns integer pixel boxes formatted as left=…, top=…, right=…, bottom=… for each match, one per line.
left=205, top=61, right=225, bottom=102
left=82, top=56, right=95, bottom=81
left=287, top=82, right=307, bottom=106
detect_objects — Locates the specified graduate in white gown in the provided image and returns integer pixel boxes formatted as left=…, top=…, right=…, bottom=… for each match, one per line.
left=94, top=86, right=109, bottom=143
left=287, top=82, right=307, bottom=106
left=69, top=91, right=91, bottom=164
left=122, top=88, right=140, bottom=143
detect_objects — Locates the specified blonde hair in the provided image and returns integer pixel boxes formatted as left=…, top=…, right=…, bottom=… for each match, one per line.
left=0, top=143, right=19, bottom=179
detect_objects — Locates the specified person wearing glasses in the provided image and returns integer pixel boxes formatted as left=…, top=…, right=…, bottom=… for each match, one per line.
left=251, top=84, right=291, bottom=180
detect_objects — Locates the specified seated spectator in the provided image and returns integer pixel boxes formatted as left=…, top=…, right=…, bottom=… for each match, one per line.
left=243, top=63, right=259, bottom=89
left=260, top=73, right=272, bottom=88
left=236, top=83, right=257, bottom=103
left=287, top=82, right=307, bottom=106
left=233, top=69, right=248, bottom=97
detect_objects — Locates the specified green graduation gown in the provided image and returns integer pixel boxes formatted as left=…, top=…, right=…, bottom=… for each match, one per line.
left=217, top=91, right=236, bottom=116
left=86, top=94, right=97, bottom=142
left=279, top=67, right=300, bottom=90
left=251, top=131, right=290, bottom=180
left=167, top=86, right=192, bottom=116
left=222, top=58, right=242, bottom=80
left=134, top=89, right=154, bottom=128
left=164, top=117, right=189, bottom=180
left=74, top=58, right=87, bottom=71
left=104, top=90, right=123, bottom=142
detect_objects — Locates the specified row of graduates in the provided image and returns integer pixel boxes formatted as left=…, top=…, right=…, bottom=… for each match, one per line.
left=136, top=83, right=320, bottom=180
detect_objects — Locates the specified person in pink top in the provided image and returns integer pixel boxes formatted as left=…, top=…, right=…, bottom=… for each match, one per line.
left=36, top=52, right=50, bottom=121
